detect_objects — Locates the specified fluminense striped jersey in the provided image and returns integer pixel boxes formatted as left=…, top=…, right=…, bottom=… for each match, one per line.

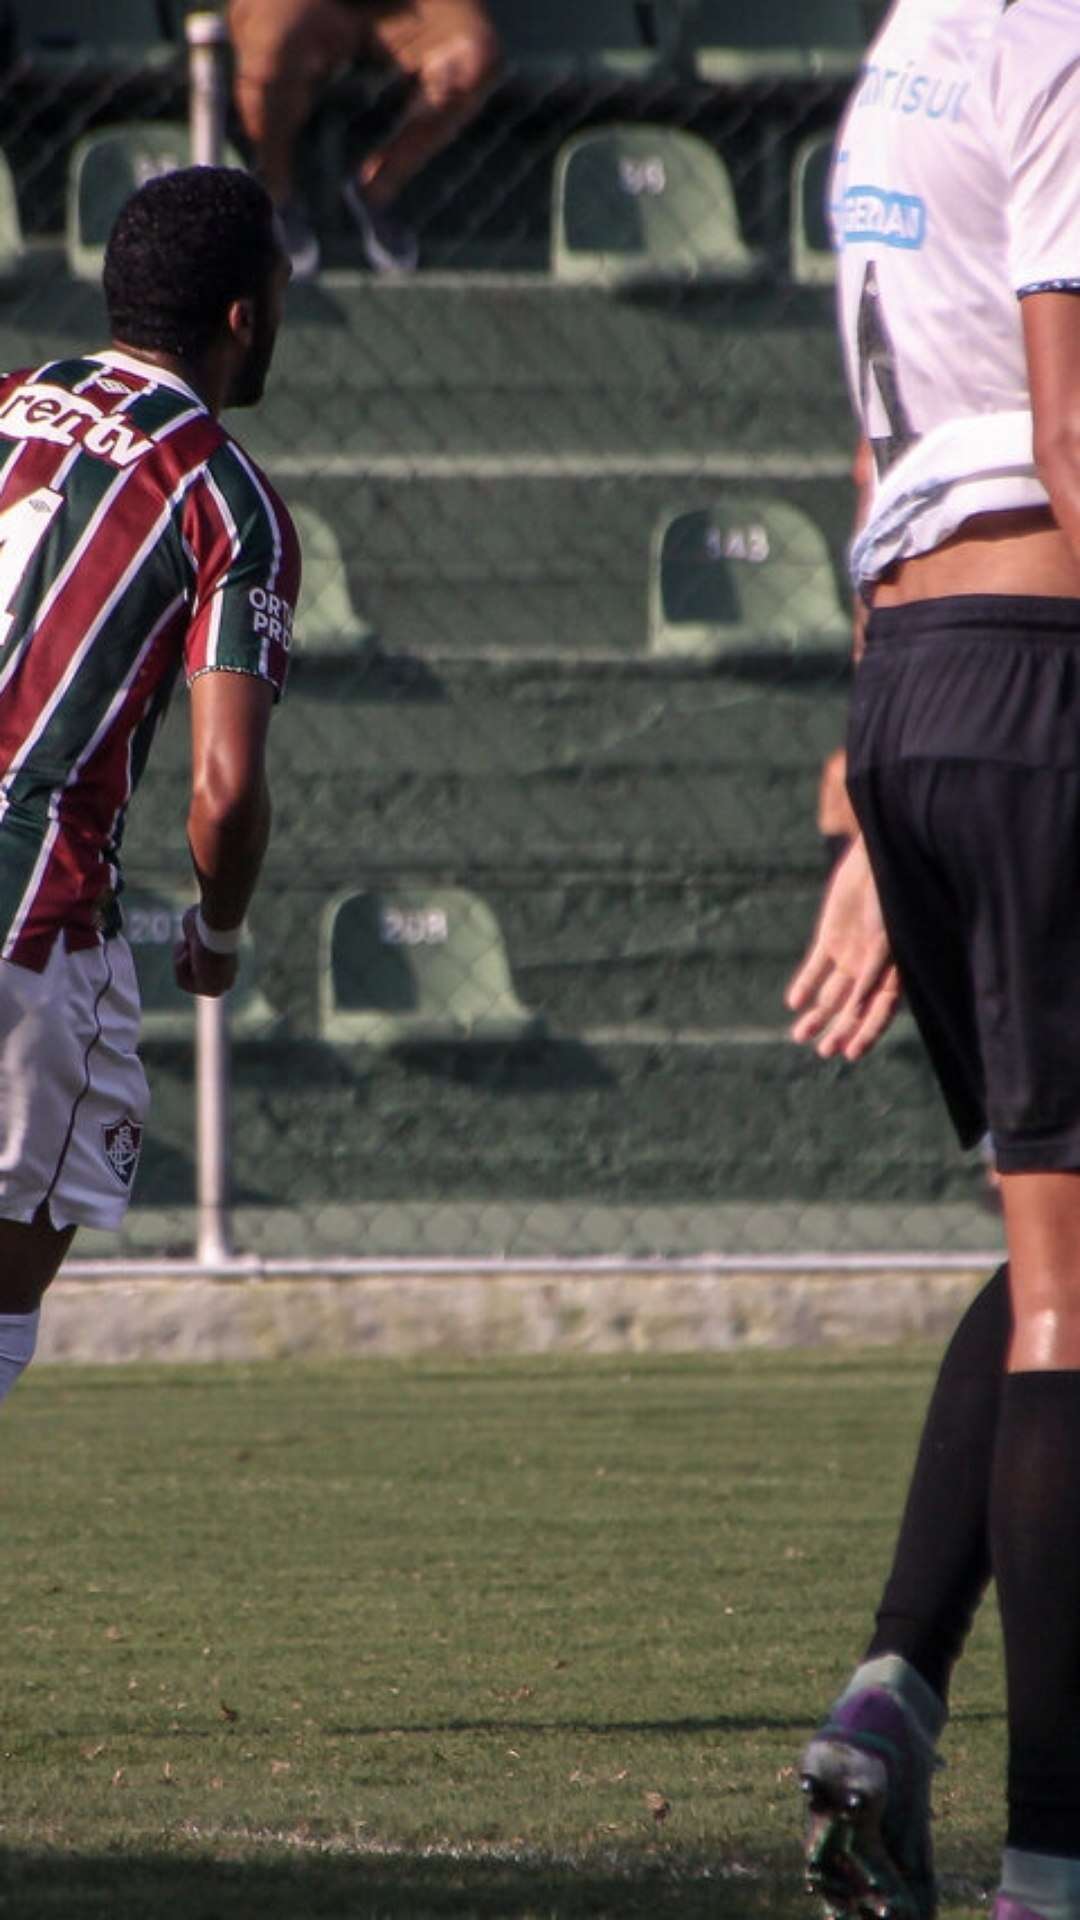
left=0, top=346, right=299, bottom=970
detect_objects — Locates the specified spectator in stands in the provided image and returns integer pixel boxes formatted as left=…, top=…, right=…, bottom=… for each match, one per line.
left=227, top=0, right=502, bottom=279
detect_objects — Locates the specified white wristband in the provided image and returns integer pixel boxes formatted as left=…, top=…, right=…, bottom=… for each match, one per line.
left=194, top=906, right=243, bottom=955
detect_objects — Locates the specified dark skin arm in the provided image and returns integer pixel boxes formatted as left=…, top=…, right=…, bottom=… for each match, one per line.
left=173, top=669, right=274, bottom=997
left=1023, top=290, right=1080, bottom=567
left=5, top=675, right=276, bottom=1306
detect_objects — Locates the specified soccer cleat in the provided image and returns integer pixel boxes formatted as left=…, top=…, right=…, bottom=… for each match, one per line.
left=800, top=1687, right=938, bottom=1920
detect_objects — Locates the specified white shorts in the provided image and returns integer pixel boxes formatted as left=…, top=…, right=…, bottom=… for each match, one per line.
left=0, top=936, right=150, bottom=1231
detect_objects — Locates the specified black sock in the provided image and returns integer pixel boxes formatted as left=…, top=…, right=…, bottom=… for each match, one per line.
left=992, top=1369, right=1080, bottom=1856
left=865, top=1263, right=1009, bottom=1704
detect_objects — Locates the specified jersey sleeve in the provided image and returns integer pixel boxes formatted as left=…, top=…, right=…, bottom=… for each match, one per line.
left=989, top=0, right=1080, bottom=297
left=181, top=444, right=300, bottom=700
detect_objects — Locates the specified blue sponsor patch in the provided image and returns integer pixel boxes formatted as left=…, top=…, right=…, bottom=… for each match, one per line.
left=839, top=185, right=926, bottom=251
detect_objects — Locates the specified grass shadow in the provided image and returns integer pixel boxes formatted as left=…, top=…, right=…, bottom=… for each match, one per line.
left=0, top=1842, right=818, bottom=1920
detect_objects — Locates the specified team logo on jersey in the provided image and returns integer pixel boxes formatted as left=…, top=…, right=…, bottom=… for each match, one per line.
left=0, top=383, right=152, bottom=469
left=854, top=65, right=969, bottom=125
left=248, top=585, right=294, bottom=651
left=840, top=185, right=926, bottom=251
left=102, top=1117, right=143, bottom=1189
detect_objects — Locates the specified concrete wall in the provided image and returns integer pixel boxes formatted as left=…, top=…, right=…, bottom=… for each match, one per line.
left=37, top=1266, right=988, bottom=1363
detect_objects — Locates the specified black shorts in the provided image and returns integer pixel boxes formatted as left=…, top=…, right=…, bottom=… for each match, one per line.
left=847, top=595, right=1080, bottom=1173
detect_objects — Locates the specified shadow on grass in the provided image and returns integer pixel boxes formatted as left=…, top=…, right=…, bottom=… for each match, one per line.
left=0, top=1843, right=807, bottom=1920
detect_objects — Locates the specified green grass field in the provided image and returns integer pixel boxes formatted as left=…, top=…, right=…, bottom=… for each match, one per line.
left=0, top=1349, right=1006, bottom=1918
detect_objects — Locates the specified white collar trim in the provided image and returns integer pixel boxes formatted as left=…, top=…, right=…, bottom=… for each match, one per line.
left=90, top=347, right=206, bottom=410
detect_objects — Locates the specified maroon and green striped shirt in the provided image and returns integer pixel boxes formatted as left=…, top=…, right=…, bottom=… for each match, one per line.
left=0, top=347, right=299, bottom=970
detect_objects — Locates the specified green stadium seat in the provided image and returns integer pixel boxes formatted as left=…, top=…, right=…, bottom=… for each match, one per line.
left=485, top=0, right=664, bottom=77
left=552, top=125, right=760, bottom=287
left=319, top=886, right=546, bottom=1050
left=0, top=152, right=25, bottom=283
left=12, top=0, right=178, bottom=64
left=123, top=885, right=281, bottom=1041
left=291, top=505, right=378, bottom=663
left=675, top=0, right=865, bottom=81
left=791, top=132, right=837, bottom=286
left=648, top=496, right=850, bottom=656
left=67, top=124, right=244, bottom=283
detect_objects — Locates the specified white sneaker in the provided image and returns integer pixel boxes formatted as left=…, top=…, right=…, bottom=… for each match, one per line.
left=276, top=200, right=320, bottom=282
left=342, top=177, right=418, bottom=274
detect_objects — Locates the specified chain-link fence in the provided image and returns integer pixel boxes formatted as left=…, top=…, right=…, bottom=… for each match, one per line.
left=0, top=1, right=1003, bottom=1270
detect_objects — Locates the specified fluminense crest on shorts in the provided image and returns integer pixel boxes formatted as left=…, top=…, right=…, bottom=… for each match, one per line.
left=102, top=1117, right=143, bottom=1188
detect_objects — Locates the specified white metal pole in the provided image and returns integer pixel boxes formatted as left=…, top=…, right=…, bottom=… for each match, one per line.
left=186, top=11, right=229, bottom=169
left=187, top=10, right=235, bottom=1267
left=196, top=994, right=234, bottom=1266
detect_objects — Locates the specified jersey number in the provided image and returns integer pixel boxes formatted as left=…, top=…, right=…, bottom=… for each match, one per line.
left=0, top=487, right=63, bottom=647
left=857, top=262, right=918, bottom=480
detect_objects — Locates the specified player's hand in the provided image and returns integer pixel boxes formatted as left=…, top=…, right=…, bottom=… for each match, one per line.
left=173, top=905, right=240, bottom=999
left=785, top=834, right=902, bottom=1061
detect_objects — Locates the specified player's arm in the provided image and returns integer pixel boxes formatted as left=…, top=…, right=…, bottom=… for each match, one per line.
left=996, top=4, right=1080, bottom=554
left=174, top=670, right=274, bottom=998
left=786, top=435, right=901, bottom=1060
left=1023, top=292, right=1080, bottom=567
left=850, top=436, right=873, bottom=665
left=175, top=451, right=298, bottom=997
left=785, top=830, right=901, bottom=1062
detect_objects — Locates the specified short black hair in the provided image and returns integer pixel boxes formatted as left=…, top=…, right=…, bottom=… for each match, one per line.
left=104, top=166, right=280, bottom=361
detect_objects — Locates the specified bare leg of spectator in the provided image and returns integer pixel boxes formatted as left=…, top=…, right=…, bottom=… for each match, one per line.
left=343, top=0, right=501, bottom=270
left=229, top=0, right=361, bottom=277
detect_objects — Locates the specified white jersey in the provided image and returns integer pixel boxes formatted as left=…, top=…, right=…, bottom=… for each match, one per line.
left=833, top=0, right=1080, bottom=589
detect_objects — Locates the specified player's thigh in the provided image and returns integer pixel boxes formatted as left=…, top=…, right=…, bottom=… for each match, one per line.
left=952, top=761, right=1080, bottom=1171
left=229, top=0, right=365, bottom=86
left=0, top=1210, right=75, bottom=1311
left=0, top=939, right=148, bottom=1239
left=49, top=939, right=150, bottom=1232
left=854, top=754, right=1080, bottom=1169
left=848, top=755, right=987, bottom=1151
left=850, top=597, right=1080, bottom=1169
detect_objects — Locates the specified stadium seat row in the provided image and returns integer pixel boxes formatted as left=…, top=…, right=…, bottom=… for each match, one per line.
left=290, top=493, right=851, bottom=664
left=126, top=882, right=545, bottom=1051
left=0, top=120, right=839, bottom=289
left=553, top=124, right=836, bottom=287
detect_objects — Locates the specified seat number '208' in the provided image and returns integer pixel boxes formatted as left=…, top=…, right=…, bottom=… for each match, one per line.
left=380, top=909, right=449, bottom=946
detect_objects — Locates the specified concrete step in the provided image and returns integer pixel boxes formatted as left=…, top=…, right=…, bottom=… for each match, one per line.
left=0, top=256, right=849, bottom=457
left=125, top=665, right=850, bottom=887
left=132, top=1032, right=973, bottom=1218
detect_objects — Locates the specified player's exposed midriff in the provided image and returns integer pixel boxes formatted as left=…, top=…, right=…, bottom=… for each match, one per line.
left=871, top=506, right=1080, bottom=607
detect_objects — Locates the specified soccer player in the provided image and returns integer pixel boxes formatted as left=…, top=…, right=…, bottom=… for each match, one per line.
left=0, top=166, right=299, bottom=1409
left=227, top=0, right=502, bottom=278
left=785, top=3, right=1080, bottom=1917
